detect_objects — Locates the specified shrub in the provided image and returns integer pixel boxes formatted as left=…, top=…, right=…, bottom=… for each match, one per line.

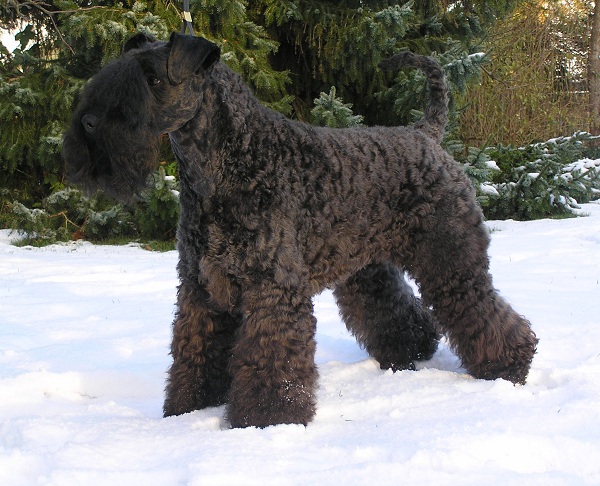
left=6, top=167, right=179, bottom=246
left=134, top=166, right=180, bottom=240
left=453, top=132, right=600, bottom=220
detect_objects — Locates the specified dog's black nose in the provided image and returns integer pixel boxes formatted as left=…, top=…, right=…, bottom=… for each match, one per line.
left=81, top=114, right=99, bottom=134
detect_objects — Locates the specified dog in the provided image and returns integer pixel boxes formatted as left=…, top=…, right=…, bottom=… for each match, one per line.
left=63, top=32, right=537, bottom=428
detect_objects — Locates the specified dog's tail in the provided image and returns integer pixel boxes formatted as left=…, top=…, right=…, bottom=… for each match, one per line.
left=379, top=52, right=448, bottom=143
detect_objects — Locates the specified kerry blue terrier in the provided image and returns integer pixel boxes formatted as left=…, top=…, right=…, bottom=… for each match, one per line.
left=63, top=32, right=538, bottom=428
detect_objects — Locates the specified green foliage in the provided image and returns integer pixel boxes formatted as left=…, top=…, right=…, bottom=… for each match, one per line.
left=0, top=60, right=82, bottom=202
left=5, top=0, right=597, bottom=248
left=194, top=0, right=293, bottom=113
left=10, top=201, right=66, bottom=245
left=263, top=0, right=417, bottom=121
left=444, top=138, right=499, bottom=207
left=134, top=166, right=180, bottom=240
left=0, top=0, right=292, bottom=234
left=311, top=87, right=364, bottom=128
left=6, top=168, right=179, bottom=246
left=260, top=0, right=497, bottom=124
left=59, top=0, right=180, bottom=73
left=463, top=133, right=600, bottom=220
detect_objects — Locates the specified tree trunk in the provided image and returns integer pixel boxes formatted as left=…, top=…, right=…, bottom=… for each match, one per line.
left=589, top=1, right=600, bottom=135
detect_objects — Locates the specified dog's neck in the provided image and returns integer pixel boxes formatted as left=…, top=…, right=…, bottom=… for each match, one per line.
left=206, top=63, right=285, bottom=145
left=171, top=62, right=298, bottom=198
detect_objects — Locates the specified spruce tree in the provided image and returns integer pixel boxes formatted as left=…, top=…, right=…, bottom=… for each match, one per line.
left=9, top=1, right=572, bottom=241
left=311, top=87, right=364, bottom=128
left=0, top=0, right=292, bottom=209
left=483, top=133, right=600, bottom=220
left=257, top=0, right=516, bottom=125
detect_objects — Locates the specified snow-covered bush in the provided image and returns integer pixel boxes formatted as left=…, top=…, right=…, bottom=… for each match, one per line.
left=134, top=166, right=180, bottom=240
left=11, top=201, right=63, bottom=244
left=483, top=133, right=600, bottom=220
left=8, top=167, right=179, bottom=246
left=452, top=132, right=600, bottom=220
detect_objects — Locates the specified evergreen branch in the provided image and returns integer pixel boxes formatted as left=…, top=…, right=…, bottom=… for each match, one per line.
left=4, top=1, right=124, bottom=56
left=47, top=209, right=79, bottom=230
left=5, top=0, right=117, bottom=17
left=34, top=2, right=75, bottom=56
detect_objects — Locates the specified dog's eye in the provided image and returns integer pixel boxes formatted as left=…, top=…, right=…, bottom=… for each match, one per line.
left=146, top=75, right=161, bottom=86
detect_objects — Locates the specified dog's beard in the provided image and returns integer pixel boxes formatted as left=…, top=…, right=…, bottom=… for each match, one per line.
left=64, top=129, right=161, bottom=204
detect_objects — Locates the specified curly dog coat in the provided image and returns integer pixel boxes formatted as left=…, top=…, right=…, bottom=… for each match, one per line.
left=63, top=32, right=537, bottom=428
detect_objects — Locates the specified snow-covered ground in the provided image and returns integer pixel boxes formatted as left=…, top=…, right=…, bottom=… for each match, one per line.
left=1, top=202, right=600, bottom=485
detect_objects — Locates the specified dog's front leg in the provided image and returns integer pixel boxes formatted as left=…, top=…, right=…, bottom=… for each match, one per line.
left=163, top=279, right=240, bottom=417
left=226, top=281, right=318, bottom=428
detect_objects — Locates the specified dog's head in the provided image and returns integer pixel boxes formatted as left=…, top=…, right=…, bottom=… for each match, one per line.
left=63, top=32, right=220, bottom=202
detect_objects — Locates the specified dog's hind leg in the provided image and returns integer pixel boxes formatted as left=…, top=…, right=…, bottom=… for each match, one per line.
left=163, top=279, right=240, bottom=417
left=402, top=197, right=538, bottom=385
left=333, top=263, right=440, bottom=371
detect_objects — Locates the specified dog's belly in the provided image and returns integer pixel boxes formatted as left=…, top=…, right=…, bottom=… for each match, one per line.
left=303, top=222, right=396, bottom=294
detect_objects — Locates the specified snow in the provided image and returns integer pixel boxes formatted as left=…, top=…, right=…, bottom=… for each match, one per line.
left=1, top=29, right=19, bottom=52
left=467, top=52, right=486, bottom=61
left=485, top=160, right=500, bottom=171
left=480, top=182, right=500, bottom=196
left=2, top=202, right=600, bottom=485
left=564, top=157, right=600, bottom=175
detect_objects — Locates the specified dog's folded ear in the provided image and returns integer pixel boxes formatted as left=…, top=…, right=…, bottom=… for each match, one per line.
left=167, top=33, right=220, bottom=84
left=123, top=32, right=157, bottom=53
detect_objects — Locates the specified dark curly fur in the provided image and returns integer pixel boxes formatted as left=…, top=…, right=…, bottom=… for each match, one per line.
left=63, top=32, right=538, bottom=428
left=334, top=263, right=439, bottom=372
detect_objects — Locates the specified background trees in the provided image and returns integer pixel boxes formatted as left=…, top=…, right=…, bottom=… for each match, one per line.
left=1, top=0, right=599, bottom=242
left=0, top=0, right=512, bottom=202
left=589, top=0, right=600, bottom=135
left=459, top=0, right=594, bottom=147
